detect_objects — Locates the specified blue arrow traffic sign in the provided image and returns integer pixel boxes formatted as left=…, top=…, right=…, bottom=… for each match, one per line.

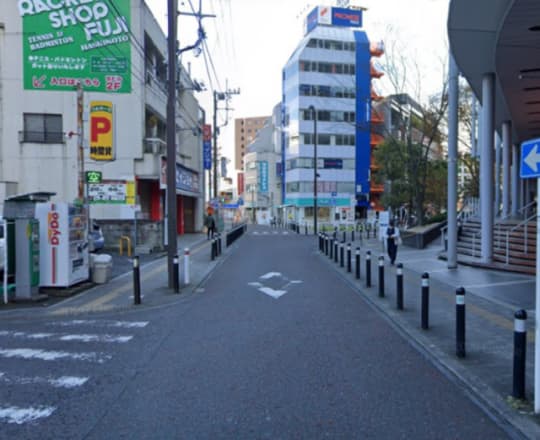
left=521, top=138, right=540, bottom=178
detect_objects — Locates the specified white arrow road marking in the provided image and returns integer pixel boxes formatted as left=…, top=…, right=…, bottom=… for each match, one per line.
left=0, top=405, right=56, bottom=424
left=525, top=143, right=540, bottom=172
left=49, top=320, right=148, bottom=329
left=0, top=372, right=88, bottom=388
left=0, top=348, right=112, bottom=363
left=260, top=272, right=282, bottom=280
left=258, top=287, right=287, bottom=299
left=0, top=331, right=132, bottom=344
left=248, top=282, right=263, bottom=288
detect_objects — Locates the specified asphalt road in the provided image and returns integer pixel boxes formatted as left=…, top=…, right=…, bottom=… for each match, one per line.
left=0, top=225, right=514, bottom=439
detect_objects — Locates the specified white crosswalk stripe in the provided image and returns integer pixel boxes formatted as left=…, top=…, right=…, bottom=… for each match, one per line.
left=0, top=405, right=56, bottom=424
left=0, top=330, right=133, bottom=343
left=0, top=348, right=112, bottom=363
left=48, top=319, right=148, bottom=329
left=0, top=318, right=149, bottom=426
left=0, top=372, right=89, bottom=388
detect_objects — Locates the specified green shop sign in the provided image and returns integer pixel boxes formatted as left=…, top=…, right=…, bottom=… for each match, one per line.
left=19, top=0, right=131, bottom=93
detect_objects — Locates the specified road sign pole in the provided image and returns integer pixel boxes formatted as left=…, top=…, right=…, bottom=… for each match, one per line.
left=535, top=177, right=540, bottom=413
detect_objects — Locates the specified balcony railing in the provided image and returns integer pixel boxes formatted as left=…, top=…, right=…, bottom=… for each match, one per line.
left=143, top=137, right=166, bottom=155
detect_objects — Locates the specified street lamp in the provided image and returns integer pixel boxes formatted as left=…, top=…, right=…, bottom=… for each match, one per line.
left=308, top=105, right=318, bottom=234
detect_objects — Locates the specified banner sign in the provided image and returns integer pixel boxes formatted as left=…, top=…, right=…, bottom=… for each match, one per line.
left=89, top=100, right=114, bottom=160
left=19, top=0, right=131, bottom=93
left=160, top=157, right=200, bottom=194
left=258, top=161, right=268, bottom=193
left=332, top=7, right=362, bottom=27
left=203, top=124, right=212, bottom=170
left=237, top=172, right=244, bottom=195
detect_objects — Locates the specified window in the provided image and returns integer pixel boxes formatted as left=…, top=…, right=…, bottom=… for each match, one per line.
left=23, top=113, right=63, bottom=143
left=318, top=134, right=331, bottom=145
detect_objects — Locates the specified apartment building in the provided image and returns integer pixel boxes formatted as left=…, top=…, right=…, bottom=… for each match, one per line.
left=281, top=5, right=374, bottom=225
left=234, top=116, right=269, bottom=171
left=0, top=0, right=204, bottom=250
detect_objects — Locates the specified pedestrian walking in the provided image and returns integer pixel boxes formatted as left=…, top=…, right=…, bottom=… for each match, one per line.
left=386, top=220, right=401, bottom=265
left=205, top=213, right=216, bottom=239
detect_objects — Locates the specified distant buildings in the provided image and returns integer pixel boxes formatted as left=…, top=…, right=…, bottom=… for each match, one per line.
left=242, top=105, right=282, bottom=223
left=281, top=5, right=378, bottom=225
left=234, top=116, right=269, bottom=172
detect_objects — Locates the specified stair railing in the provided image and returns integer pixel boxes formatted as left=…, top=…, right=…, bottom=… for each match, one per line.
left=505, top=212, right=536, bottom=264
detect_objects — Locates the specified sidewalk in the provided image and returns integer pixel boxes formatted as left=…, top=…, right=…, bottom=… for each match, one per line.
left=0, top=231, right=224, bottom=316
left=319, top=233, right=540, bottom=439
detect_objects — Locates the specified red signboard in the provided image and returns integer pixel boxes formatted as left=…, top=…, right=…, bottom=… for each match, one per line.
left=237, top=172, right=244, bottom=195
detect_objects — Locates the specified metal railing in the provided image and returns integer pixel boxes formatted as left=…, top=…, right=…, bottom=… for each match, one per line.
left=505, top=212, right=536, bottom=264
left=496, top=200, right=536, bottom=249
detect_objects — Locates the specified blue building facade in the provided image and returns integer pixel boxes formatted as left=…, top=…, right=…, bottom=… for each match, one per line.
left=281, top=5, right=372, bottom=224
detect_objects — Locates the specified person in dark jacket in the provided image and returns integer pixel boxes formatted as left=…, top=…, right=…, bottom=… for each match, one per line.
left=386, top=220, right=400, bottom=265
left=205, top=213, right=216, bottom=239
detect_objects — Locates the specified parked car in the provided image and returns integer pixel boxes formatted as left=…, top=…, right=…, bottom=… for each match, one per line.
left=89, top=221, right=104, bottom=253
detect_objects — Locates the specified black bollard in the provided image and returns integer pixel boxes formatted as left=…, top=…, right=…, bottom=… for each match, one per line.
left=456, top=287, right=466, bottom=358
left=305, top=224, right=308, bottom=235
left=378, top=256, right=385, bottom=297
left=173, top=255, right=179, bottom=293
left=366, top=250, right=371, bottom=287
left=334, top=241, right=338, bottom=263
left=325, top=236, right=329, bottom=256
left=217, top=233, right=222, bottom=256
left=133, top=256, right=141, bottom=305
left=347, top=244, right=352, bottom=273
left=211, top=238, right=216, bottom=261
left=421, top=272, right=429, bottom=329
left=396, top=263, right=403, bottom=310
left=355, top=247, right=361, bottom=279
left=297, top=224, right=300, bottom=234
left=330, top=238, right=334, bottom=259
left=340, top=243, right=344, bottom=267
left=513, top=309, right=527, bottom=400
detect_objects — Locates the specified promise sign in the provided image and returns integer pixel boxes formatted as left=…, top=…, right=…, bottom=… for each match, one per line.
left=90, top=100, right=114, bottom=160
left=19, top=0, right=131, bottom=93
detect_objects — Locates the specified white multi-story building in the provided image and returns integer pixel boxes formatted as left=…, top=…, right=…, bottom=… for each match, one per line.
left=243, top=104, right=282, bottom=224
left=281, top=5, right=373, bottom=226
left=0, top=0, right=204, bottom=250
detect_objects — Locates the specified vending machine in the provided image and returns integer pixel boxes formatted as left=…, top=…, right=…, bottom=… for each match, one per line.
left=35, top=202, right=89, bottom=287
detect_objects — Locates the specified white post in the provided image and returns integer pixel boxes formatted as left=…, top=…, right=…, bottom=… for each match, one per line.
left=184, top=248, right=190, bottom=285
left=535, top=177, right=540, bottom=413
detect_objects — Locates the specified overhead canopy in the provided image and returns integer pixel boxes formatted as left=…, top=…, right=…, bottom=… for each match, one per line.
left=448, top=0, right=540, bottom=144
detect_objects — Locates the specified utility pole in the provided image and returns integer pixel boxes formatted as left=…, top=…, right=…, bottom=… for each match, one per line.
left=166, top=0, right=178, bottom=290
left=77, top=81, right=84, bottom=202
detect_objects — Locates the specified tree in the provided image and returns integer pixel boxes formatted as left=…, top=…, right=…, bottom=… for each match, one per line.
left=371, top=32, right=450, bottom=226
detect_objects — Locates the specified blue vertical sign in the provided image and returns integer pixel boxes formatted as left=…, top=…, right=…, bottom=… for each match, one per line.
left=259, top=161, right=268, bottom=193
left=354, top=30, right=371, bottom=207
left=203, top=124, right=212, bottom=170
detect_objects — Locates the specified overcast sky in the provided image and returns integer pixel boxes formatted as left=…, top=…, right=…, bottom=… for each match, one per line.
left=145, top=0, right=449, bottom=166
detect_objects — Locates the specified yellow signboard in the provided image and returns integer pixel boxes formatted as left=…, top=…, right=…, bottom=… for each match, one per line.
left=90, top=101, right=114, bottom=161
